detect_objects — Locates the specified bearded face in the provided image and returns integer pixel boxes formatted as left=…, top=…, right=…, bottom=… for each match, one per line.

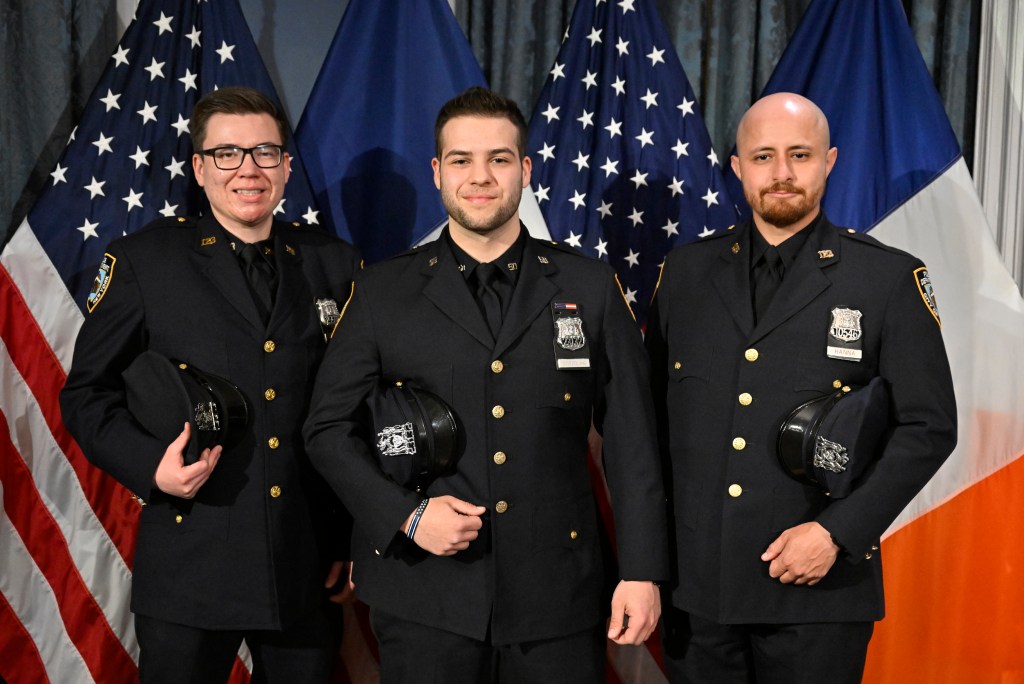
left=744, top=180, right=825, bottom=228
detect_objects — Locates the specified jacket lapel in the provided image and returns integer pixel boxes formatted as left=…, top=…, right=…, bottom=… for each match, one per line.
left=493, top=237, right=558, bottom=358
left=192, top=216, right=265, bottom=330
left=267, top=232, right=307, bottom=335
left=710, top=227, right=755, bottom=336
left=749, top=219, right=840, bottom=343
left=421, top=235, right=496, bottom=349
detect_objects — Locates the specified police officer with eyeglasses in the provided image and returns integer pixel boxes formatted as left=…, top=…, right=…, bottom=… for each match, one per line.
left=61, top=86, right=362, bottom=684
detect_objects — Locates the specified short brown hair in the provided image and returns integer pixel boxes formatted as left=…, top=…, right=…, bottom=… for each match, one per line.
left=434, top=87, right=528, bottom=159
left=190, top=86, right=289, bottom=150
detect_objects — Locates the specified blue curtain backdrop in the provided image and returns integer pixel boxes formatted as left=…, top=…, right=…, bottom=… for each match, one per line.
left=2, top=0, right=978, bottom=247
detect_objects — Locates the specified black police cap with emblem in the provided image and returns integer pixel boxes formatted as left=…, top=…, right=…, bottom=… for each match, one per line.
left=122, top=351, right=251, bottom=465
left=777, top=377, right=891, bottom=498
left=366, top=381, right=459, bottom=493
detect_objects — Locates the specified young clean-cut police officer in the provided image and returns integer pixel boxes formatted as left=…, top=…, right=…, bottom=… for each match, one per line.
left=60, top=86, right=361, bottom=683
left=304, top=87, right=668, bottom=682
left=646, top=92, right=957, bottom=683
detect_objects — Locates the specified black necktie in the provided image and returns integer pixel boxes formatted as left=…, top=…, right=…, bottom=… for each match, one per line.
left=239, top=243, right=274, bottom=325
left=473, top=262, right=503, bottom=338
left=754, top=246, right=783, bottom=323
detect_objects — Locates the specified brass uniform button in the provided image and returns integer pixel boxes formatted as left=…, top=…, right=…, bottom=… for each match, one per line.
left=842, top=386, right=851, bottom=393
left=264, top=388, right=276, bottom=401
left=374, top=549, right=381, bottom=556
left=270, top=485, right=282, bottom=498
left=744, top=348, right=759, bottom=362
left=833, top=379, right=843, bottom=389
left=492, top=405, right=505, bottom=419
left=563, top=392, right=572, bottom=402
left=493, top=451, right=507, bottom=465
left=491, top=360, right=504, bottom=373
left=264, top=340, right=276, bottom=353
left=728, top=484, right=743, bottom=498
left=178, top=363, right=188, bottom=370
left=864, top=552, right=873, bottom=560
left=673, top=361, right=682, bottom=370
left=495, top=500, right=509, bottom=513
left=570, top=530, right=579, bottom=540
left=738, top=393, right=752, bottom=406
left=871, top=545, right=880, bottom=551
left=175, top=515, right=183, bottom=524
left=268, top=437, right=280, bottom=449
left=732, top=437, right=746, bottom=451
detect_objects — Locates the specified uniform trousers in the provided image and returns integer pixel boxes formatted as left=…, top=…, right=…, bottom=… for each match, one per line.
left=661, top=608, right=873, bottom=684
left=369, top=607, right=606, bottom=683
left=135, top=605, right=338, bottom=684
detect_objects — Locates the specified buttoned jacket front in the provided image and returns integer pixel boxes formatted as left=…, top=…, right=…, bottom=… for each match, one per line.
left=61, top=215, right=361, bottom=630
left=646, top=217, right=957, bottom=624
left=304, top=227, right=668, bottom=645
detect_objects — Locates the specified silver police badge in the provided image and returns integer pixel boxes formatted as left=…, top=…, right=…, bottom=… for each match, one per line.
left=814, top=435, right=849, bottom=473
left=377, top=422, right=416, bottom=457
left=555, top=316, right=586, bottom=351
left=827, top=306, right=864, bottom=361
left=194, top=401, right=221, bottom=432
left=316, top=298, right=340, bottom=329
left=829, top=307, right=863, bottom=342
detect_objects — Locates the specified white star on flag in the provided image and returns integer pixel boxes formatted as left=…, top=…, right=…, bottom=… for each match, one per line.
left=525, top=0, right=737, bottom=324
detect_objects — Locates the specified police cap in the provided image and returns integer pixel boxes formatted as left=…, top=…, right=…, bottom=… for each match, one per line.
left=122, top=350, right=251, bottom=464
left=777, top=376, right=891, bottom=498
left=367, top=381, right=459, bottom=492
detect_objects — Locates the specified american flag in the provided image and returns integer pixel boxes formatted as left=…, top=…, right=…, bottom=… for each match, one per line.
left=526, top=0, right=738, bottom=326
left=0, top=0, right=317, bottom=681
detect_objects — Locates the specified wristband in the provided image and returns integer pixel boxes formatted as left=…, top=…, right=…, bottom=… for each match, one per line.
left=407, top=498, right=429, bottom=540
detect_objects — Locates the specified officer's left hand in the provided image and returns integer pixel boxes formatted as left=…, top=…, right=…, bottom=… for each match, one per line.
left=761, top=521, right=839, bottom=585
left=607, top=580, right=661, bottom=644
left=325, top=560, right=356, bottom=605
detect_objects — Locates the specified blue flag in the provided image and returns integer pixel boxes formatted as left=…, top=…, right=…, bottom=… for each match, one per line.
left=295, top=0, right=487, bottom=263
left=526, top=0, right=737, bottom=324
left=734, top=0, right=961, bottom=231
left=25, top=0, right=319, bottom=312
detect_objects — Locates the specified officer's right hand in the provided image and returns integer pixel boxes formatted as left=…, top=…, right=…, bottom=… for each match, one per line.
left=405, top=495, right=485, bottom=556
left=153, top=422, right=222, bottom=499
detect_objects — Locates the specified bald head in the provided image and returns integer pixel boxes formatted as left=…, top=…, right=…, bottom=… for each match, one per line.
left=731, top=92, right=837, bottom=238
left=736, top=93, right=831, bottom=154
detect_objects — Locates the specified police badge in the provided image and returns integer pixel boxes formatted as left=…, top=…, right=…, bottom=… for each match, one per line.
left=315, top=298, right=340, bottom=340
left=551, top=301, right=590, bottom=369
left=826, top=306, right=864, bottom=361
left=813, top=435, right=849, bottom=473
left=194, top=401, right=222, bottom=433
left=377, top=422, right=417, bottom=457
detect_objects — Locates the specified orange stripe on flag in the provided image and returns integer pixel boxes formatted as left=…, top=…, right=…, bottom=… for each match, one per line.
left=865, top=452, right=1024, bottom=683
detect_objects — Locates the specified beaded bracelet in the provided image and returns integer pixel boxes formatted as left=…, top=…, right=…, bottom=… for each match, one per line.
left=407, top=498, right=429, bottom=540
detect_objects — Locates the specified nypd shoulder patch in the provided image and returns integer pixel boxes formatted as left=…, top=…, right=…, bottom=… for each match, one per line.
left=914, top=267, right=941, bottom=327
left=87, top=253, right=116, bottom=313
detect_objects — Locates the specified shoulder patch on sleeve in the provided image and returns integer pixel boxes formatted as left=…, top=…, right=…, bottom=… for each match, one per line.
left=914, top=266, right=941, bottom=327
left=87, top=253, right=116, bottom=313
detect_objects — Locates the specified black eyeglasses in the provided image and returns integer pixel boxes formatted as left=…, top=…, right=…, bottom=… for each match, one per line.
left=198, top=144, right=285, bottom=170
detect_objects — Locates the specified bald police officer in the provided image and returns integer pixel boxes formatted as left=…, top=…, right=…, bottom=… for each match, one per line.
left=647, top=93, right=957, bottom=682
